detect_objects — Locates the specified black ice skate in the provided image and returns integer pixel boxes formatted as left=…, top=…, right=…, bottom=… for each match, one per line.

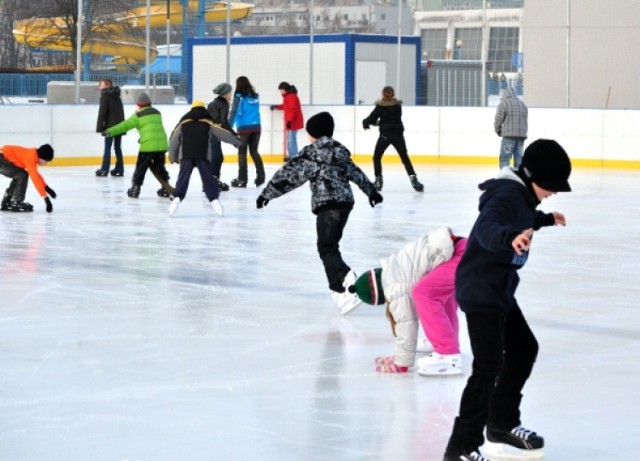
left=1, top=193, right=11, bottom=211
left=410, top=175, right=424, bottom=192
left=374, top=175, right=383, bottom=191
left=485, top=426, right=544, bottom=460
left=156, top=187, right=170, bottom=198
left=127, top=185, right=141, bottom=198
left=6, top=201, right=34, bottom=212
left=443, top=450, right=492, bottom=461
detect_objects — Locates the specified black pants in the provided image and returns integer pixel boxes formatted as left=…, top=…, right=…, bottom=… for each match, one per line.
left=372, top=132, right=416, bottom=177
left=209, top=137, right=224, bottom=178
left=316, top=208, right=352, bottom=293
left=174, top=158, right=219, bottom=202
left=237, top=131, right=264, bottom=182
left=132, top=151, right=171, bottom=188
left=0, top=155, right=28, bottom=202
left=445, top=302, right=538, bottom=455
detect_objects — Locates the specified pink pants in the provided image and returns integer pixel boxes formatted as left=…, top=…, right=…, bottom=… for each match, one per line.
left=412, top=239, right=466, bottom=355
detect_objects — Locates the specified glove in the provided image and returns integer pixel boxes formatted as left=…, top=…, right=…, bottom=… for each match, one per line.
left=375, top=356, right=409, bottom=373
left=256, top=196, right=269, bottom=209
left=101, top=130, right=109, bottom=137
left=45, top=185, right=56, bottom=199
left=286, top=121, right=292, bottom=129
left=44, top=197, right=53, bottom=213
left=496, top=129, right=502, bottom=137
left=269, top=105, right=276, bottom=111
left=368, top=191, right=383, bottom=207
left=362, top=121, right=370, bottom=130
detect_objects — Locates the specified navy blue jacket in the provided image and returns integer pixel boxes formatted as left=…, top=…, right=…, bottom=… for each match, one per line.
left=455, top=168, right=556, bottom=315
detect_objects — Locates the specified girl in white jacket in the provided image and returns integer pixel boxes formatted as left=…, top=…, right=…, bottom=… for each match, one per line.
left=349, top=227, right=466, bottom=374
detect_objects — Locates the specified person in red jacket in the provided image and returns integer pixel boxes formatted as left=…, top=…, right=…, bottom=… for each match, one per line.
left=270, top=81, right=304, bottom=160
left=0, top=144, right=56, bottom=213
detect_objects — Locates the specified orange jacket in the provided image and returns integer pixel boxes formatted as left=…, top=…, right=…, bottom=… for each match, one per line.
left=1, top=145, right=48, bottom=197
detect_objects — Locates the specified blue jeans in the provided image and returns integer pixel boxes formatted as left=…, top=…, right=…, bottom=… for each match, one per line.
left=100, top=135, right=124, bottom=173
left=287, top=130, right=299, bottom=158
left=499, top=138, right=524, bottom=169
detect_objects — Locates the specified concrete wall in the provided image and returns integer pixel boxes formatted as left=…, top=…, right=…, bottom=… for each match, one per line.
left=524, top=0, right=640, bottom=109
left=1, top=104, right=639, bottom=168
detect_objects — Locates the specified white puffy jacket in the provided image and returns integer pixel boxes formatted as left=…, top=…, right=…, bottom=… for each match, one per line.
left=380, top=227, right=454, bottom=367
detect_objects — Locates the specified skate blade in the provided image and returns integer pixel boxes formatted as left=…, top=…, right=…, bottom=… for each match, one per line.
left=484, top=441, right=544, bottom=460
left=340, top=297, right=363, bottom=315
left=416, top=364, right=462, bottom=376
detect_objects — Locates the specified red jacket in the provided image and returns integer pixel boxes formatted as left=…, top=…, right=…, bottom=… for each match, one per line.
left=275, top=91, right=304, bottom=130
left=1, top=145, right=48, bottom=197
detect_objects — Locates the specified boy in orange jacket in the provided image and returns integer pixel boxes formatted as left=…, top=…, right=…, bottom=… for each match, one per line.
left=0, top=144, right=56, bottom=213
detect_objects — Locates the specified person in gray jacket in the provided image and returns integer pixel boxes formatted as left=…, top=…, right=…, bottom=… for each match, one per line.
left=494, top=86, right=528, bottom=169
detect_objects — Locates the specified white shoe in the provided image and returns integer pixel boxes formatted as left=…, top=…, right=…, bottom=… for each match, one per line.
left=416, top=338, right=434, bottom=354
left=211, top=199, right=223, bottom=216
left=168, top=197, right=180, bottom=216
left=342, top=270, right=357, bottom=289
left=332, top=290, right=362, bottom=315
left=417, top=352, right=462, bottom=376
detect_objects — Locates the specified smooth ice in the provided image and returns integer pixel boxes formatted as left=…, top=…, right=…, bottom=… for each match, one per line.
left=1, top=162, right=638, bottom=461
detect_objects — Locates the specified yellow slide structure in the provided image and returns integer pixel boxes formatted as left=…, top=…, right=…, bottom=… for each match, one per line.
left=13, top=2, right=253, bottom=66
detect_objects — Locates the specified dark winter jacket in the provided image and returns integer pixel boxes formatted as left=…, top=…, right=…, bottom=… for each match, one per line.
left=207, top=96, right=232, bottom=131
left=455, top=168, right=556, bottom=315
left=362, top=98, right=404, bottom=135
left=96, top=86, right=125, bottom=133
left=169, top=107, right=241, bottom=163
left=260, top=137, right=377, bottom=214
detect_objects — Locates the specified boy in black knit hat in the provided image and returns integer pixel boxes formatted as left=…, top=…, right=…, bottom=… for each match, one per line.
left=0, top=144, right=57, bottom=213
left=256, top=111, right=383, bottom=312
left=443, top=139, right=572, bottom=461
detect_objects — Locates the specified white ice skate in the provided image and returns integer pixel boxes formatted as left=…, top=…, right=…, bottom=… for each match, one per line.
left=416, top=338, right=434, bottom=354
left=332, top=290, right=362, bottom=315
left=338, top=271, right=362, bottom=315
left=211, top=199, right=224, bottom=216
left=483, top=441, right=544, bottom=461
left=416, top=352, right=462, bottom=376
left=168, top=197, right=180, bottom=216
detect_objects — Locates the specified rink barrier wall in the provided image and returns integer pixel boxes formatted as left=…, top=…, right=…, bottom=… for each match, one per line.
left=1, top=104, right=639, bottom=169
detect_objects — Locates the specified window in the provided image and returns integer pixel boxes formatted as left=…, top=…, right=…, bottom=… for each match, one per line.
left=488, top=27, right=519, bottom=73
left=454, top=28, right=482, bottom=60
left=421, top=29, right=447, bottom=60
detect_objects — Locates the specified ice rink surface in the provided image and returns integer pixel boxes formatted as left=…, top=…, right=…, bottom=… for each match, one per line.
left=1, top=161, right=638, bottom=461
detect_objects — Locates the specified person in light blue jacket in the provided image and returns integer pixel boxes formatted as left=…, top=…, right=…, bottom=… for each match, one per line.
left=228, top=76, right=265, bottom=188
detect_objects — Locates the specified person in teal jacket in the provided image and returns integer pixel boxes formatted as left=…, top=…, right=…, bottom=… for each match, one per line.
left=104, top=92, right=174, bottom=198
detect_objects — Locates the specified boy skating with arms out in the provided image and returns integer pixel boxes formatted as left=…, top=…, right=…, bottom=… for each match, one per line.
left=256, top=112, right=383, bottom=311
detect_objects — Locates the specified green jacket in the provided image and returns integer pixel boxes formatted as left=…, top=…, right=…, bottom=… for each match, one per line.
left=107, top=106, right=168, bottom=153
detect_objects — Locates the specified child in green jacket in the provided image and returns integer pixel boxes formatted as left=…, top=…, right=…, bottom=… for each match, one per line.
left=104, top=93, right=174, bottom=198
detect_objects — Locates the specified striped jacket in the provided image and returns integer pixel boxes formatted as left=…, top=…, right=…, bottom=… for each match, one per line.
left=494, top=87, right=528, bottom=139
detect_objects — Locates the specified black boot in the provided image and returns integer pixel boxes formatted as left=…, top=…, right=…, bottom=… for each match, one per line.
left=1, top=192, right=11, bottom=211
left=214, top=176, right=229, bottom=192
left=127, top=184, right=141, bottom=198
left=255, top=175, right=265, bottom=187
left=410, top=175, right=424, bottom=192
left=157, top=187, right=170, bottom=198
left=374, top=176, right=383, bottom=191
left=7, top=201, right=34, bottom=212
left=231, top=178, right=247, bottom=188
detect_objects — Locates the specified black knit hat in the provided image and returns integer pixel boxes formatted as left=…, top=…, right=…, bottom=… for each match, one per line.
left=278, top=81, right=291, bottom=91
left=519, top=139, right=572, bottom=192
left=306, top=112, right=334, bottom=139
left=37, top=144, right=54, bottom=162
